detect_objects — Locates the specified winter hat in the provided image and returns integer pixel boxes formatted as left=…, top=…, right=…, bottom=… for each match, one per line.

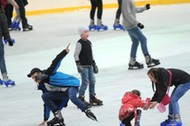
left=27, top=68, right=42, bottom=77
left=78, top=26, right=88, bottom=36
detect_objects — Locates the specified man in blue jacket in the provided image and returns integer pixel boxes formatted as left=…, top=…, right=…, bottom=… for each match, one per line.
left=28, top=44, right=97, bottom=126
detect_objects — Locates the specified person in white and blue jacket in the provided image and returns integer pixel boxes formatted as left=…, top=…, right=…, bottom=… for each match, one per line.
left=28, top=44, right=97, bottom=126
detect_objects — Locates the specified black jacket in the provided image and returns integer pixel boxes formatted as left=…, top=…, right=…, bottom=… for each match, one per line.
left=151, top=68, right=190, bottom=103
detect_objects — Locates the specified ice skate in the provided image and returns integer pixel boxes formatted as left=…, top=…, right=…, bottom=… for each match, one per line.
left=134, top=109, right=141, bottom=126
left=12, top=21, right=21, bottom=31
left=78, top=96, right=91, bottom=108
left=0, top=79, right=4, bottom=85
left=113, top=19, right=125, bottom=31
left=88, top=19, right=97, bottom=31
left=90, top=94, right=103, bottom=106
left=3, top=79, right=15, bottom=87
left=113, top=24, right=125, bottom=31
left=145, top=55, right=160, bottom=68
left=47, top=117, right=65, bottom=126
left=96, top=19, right=108, bottom=31
left=128, top=58, right=144, bottom=70
left=47, top=110, right=65, bottom=126
left=23, top=24, right=33, bottom=31
left=165, top=114, right=182, bottom=126
left=84, top=108, right=98, bottom=121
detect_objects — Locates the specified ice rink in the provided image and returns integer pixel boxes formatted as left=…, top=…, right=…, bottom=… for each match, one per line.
left=0, top=3, right=190, bottom=126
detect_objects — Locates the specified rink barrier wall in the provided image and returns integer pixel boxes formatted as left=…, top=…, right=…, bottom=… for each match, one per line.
left=24, top=0, right=190, bottom=16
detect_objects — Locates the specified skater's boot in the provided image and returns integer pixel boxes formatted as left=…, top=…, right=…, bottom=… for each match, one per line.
left=113, top=19, right=125, bottom=31
left=160, top=114, right=174, bottom=126
left=134, top=109, right=142, bottom=126
left=78, top=96, right=91, bottom=108
left=167, top=114, right=182, bottom=126
left=2, top=73, right=15, bottom=87
left=11, top=21, right=17, bottom=29
left=23, top=24, right=33, bottom=31
left=84, top=108, right=98, bottom=121
left=96, top=19, right=108, bottom=31
left=89, top=19, right=97, bottom=31
left=47, top=110, right=65, bottom=126
left=90, top=94, right=103, bottom=106
left=0, top=79, right=3, bottom=85
left=128, top=58, right=144, bottom=70
left=14, top=21, right=21, bottom=31
left=145, top=55, right=160, bottom=68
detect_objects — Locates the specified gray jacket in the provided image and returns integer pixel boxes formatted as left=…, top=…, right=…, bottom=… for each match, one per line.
left=121, top=0, right=147, bottom=30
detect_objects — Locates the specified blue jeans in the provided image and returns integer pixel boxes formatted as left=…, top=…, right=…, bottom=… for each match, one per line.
left=0, top=38, right=7, bottom=76
left=42, top=91, right=69, bottom=113
left=127, top=27, right=149, bottom=58
left=79, top=67, right=96, bottom=96
left=169, top=81, right=190, bottom=115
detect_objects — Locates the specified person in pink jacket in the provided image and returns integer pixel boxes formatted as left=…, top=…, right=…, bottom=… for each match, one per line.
left=119, top=89, right=149, bottom=126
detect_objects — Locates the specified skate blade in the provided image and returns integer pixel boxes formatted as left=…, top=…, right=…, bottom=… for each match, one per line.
left=147, top=62, right=160, bottom=68
left=128, top=66, right=144, bottom=70
left=90, top=102, right=103, bottom=106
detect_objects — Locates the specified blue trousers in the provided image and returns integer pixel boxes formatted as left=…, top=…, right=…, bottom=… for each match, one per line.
left=169, top=81, right=190, bottom=115
left=127, top=27, right=149, bottom=59
left=0, top=38, right=7, bottom=76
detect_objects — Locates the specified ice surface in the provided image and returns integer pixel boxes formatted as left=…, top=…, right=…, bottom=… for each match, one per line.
left=0, top=4, right=190, bottom=126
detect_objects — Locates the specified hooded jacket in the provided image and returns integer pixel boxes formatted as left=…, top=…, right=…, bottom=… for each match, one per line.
left=119, top=92, right=146, bottom=121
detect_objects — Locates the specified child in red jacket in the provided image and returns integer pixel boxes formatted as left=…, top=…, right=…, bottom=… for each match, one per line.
left=119, top=89, right=149, bottom=126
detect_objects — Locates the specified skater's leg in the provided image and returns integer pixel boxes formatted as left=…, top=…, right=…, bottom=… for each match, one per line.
left=4, top=4, right=14, bottom=29
left=88, top=67, right=95, bottom=96
left=96, top=0, right=102, bottom=20
left=115, top=0, right=122, bottom=20
left=122, top=112, right=135, bottom=126
left=90, top=0, right=96, bottom=21
left=79, top=68, right=89, bottom=97
left=0, top=39, right=7, bottom=76
left=67, top=87, right=88, bottom=111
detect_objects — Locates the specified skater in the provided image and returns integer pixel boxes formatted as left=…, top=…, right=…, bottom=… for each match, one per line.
left=113, top=0, right=125, bottom=31
left=119, top=89, right=150, bottom=126
left=4, top=0, right=19, bottom=30
left=11, top=0, right=28, bottom=31
left=121, top=0, right=160, bottom=69
left=0, top=3, right=15, bottom=87
left=74, top=26, right=103, bottom=107
left=147, top=67, right=190, bottom=126
left=88, top=0, right=108, bottom=31
left=14, top=0, right=32, bottom=31
left=28, top=44, right=97, bottom=126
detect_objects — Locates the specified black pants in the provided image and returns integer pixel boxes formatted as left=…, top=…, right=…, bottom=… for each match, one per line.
left=122, top=112, right=135, bottom=126
left=15, top=0, right=28, bottom=27
left=115, top=0, right=122, bottom=20
left=4, top=4, right=13, bottom=27
left=90, top=0, right=103, bottom=20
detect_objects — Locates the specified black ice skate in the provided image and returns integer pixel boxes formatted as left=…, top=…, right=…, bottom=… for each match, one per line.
left=84, top=108, right=98, bottom=121
left=128, top=61, right=144, bottom=70
left=145, top=55, right=160, bottom=68
left=47, top=117, right=65, bottom=126
left=78, top=96, right=91, bottom=108
left=90, top=94, right=103, bottom=106
left=23, top=24, right=33, bottom=31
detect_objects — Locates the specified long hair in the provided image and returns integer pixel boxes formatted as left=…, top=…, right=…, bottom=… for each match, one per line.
left=147, top=68, right=159, bottom=92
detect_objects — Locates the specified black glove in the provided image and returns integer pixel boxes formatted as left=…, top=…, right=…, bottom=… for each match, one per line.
left=92, top=63, right=98, bottom=74
left=84, top=109, right=98, bottom=121
left=76, top=61, right=83, bottom=73
left=145, top=4, right=150, bottom=10
left=8, top=40, right=14, bottom=46
left=4, top=39, right=15, bottom=46
left=137, top=23, right=144, bottom=29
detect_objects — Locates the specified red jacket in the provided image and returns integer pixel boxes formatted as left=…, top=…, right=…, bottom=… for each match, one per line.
left=119, top=92, right=146, bottom=121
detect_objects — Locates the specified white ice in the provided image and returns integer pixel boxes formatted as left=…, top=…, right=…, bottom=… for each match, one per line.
left=0, top=3, right=190, bottom=126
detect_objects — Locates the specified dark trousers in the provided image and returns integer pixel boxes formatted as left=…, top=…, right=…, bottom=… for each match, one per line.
left=4, top=4, right=13, bottom=27
left=42, top=91, right=69, bottom=113
left=115, top=0, right=122, bottom=20
left=122, top=112, right=135, bottom=126
left=90, top=0, right=102, bottom=20
left=15, top=0, right=28, bottom=27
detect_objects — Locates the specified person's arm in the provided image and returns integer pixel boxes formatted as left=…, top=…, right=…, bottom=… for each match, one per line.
left=7, top=0, right=19, bottom=9
left=74, top=42, right=82, bottom=62
left=45, top=44, right=70, bottom=75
